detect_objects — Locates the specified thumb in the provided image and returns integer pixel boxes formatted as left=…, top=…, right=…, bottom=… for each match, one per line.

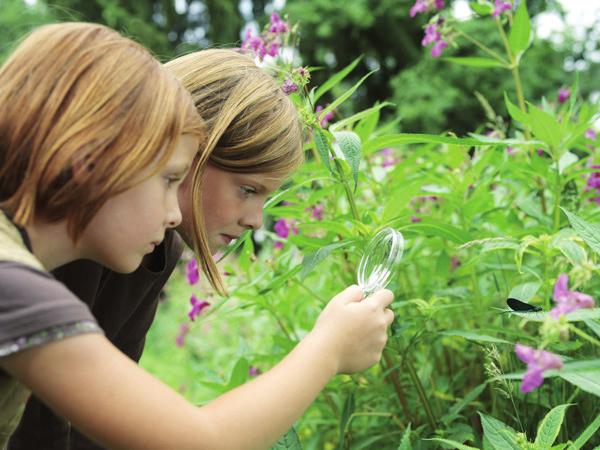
left=334, top=285, right=364, bottom=304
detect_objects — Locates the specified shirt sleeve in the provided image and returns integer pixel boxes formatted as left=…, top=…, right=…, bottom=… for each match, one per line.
left=0, top=262, right=102, bottom=353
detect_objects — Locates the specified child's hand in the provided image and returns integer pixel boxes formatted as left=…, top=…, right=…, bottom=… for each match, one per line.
left=310, top=285, right=394, bottom=374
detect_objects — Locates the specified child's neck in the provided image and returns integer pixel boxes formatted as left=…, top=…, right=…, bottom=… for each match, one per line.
left=24, top=220, right=81, bottom=271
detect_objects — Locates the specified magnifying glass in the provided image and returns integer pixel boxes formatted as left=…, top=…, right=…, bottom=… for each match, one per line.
left=357, top=228, right=404, bottom=297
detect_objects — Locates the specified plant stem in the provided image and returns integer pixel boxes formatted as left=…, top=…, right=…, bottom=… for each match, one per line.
left=553, top=163, right=562, bottom=231
left=381, top=351, right=414, bottom=423
left=495, top=18, right=532, bottom=141
left=570, top=324, right=600, bottom=347
left=405, top=359, right=436, bottom=429
left=454, top=28, right=509, bottom=65
left=333, top=156, right=361, bottom=221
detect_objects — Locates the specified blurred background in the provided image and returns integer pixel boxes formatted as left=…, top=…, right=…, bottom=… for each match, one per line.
left=2, top=0, right=599, bottom=136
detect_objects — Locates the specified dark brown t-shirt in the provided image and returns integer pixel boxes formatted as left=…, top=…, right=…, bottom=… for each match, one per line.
left=7, top=229, right=184, bottom=450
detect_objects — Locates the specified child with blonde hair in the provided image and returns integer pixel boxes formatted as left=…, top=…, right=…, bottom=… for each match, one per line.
left=6, top=47, right=394, bottom=449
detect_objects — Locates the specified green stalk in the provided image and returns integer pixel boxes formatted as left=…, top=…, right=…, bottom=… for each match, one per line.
left=553, top=163, right=561, bottom=231
left=454, top=28, right=509, bottom=65
left=570, top=324, right=600, bottom=347
left=495, top=18, right=532, bottom=141
left=332, top=154, right=361, bottom=221
left=405, top=359, right=436, bottom=429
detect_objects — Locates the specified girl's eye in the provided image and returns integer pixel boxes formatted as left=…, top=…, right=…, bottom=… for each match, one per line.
left=165, top=176, right=182, bottom=188
left=240, top=186, right=257, bottom=198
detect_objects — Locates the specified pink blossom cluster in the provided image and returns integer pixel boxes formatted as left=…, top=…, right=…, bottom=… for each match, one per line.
left=273, top=218, right=298, bottom=249
left=515, top=344, right=563, bottom=392
left=241, top=12, right=289, bottom=61
left=550, top=273, right=595, bottom=319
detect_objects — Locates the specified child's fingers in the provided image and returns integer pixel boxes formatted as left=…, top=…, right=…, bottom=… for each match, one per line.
left=337, top=285, right=364, bottom=304
left=364, top=289, right=394, bottom=309
left=384, top=308, right=395, bottom=325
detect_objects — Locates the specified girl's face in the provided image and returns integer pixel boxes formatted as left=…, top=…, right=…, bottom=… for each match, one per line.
left=177, top=164, right=284, bottom=253
left=79, top=135, right=198, bottom=273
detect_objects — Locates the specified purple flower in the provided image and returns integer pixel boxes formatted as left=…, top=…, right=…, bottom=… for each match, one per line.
left=450, top=256, right=461, bottom=270
left=274, top=218, right=291, bottom=238
left=421, top=23, right=441, bottom=46
left=242, top=29, right=267, bottom=59
left=536, top=148, right=545, bottom=156
left=186, top=259, right=200, bottom=285
left=585, top=128, right=597, bottom=140
left=282, top=79, right=297, bottom=94
left=380, top=148, right=397, bottom=168
left=410, top=0, right=429, bottom=17
left=274, top=241, right=284, bottom=250
left=188, top=294, right=210, bottom=321
left=492, top=0, right=512, bottom=17
left=307, top=204, right=324, bottom=221
left=269, top=12, right=288, bottom=34
left=266, top=39, right=280, bottom=57
left=295, top=66, right=310, bottom=82
left=175, top=323, right=189, bottom=347
left=434, top=0, right=445, bottom=9
left=506, top=146, right=514, bottom=155
left=316, top=105, right=334, bottom=128
left=550, top=273, right=595, bottom=319
left=249, top=366, right=262, bottom=377
left=430, top=40, right=448, bottom=57
left=557, top=87, right=570, bottom=104
left=411, top=215, right=422, bottom=223
left=515, top=344, right=563, bottom=393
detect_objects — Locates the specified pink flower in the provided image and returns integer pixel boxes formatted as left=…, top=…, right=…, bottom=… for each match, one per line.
left=266, top=39, right=280, bottom=57
left=411, top=215, right=422, bottom=223
left=241, top=29, right=267, bottom=59
left=536, top=148, right=545, bottom=156
left=434, top=0, right=445, bottom=9
left=282, top=79, right=297, bottom=94
left=585, top=128, right=597, bottom=140
left=380, top=148, right=397, bottom=168
left=269, top=12, right=288, bottom=34
left=175, top=323, right=189, bottom=347
left=550, top=273, right=595, bottom=319
left=506, top=146, right=514, bottom=155
left=515, top=344, right=563, bottom=393
left=410, top=0, right=429, bottom=17
left=188, top=294, right=210, bottom=321
left=557, top=87, right=570, bottom=104
left=307, top=204, right=324, bottom=221
left=316, top=105, right=334, bottom=128
left=421, top=23, right=441, bottom=46
left=492, top=0, right=512, bottom=17
left=450, top=256, right=461, bottom=270
left=249, top=366, right=262, bottom=377
left=430, top=40, right=448, bottom=57
left=186, top=259, right=200, bottom=285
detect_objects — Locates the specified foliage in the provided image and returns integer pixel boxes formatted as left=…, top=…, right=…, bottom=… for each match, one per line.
left=146, top=2, right=600, bottom=449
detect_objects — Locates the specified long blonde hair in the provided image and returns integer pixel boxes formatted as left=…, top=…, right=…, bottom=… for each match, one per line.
left=166, top=49, right=303, bottom=294
left=0, top=22, right=204, bottom=240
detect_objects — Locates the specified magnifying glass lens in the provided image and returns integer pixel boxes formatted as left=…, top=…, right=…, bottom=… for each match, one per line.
left=357, top=228, right=404, bottom=296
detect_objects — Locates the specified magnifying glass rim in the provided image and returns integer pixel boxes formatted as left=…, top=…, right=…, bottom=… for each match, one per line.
left=357, top=227, right=404, bottom=294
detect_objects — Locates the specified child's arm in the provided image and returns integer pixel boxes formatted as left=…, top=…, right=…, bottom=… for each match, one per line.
left=1, top=286, right=393, bottom=450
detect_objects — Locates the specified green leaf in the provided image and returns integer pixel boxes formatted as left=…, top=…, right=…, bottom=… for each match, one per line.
left=508, top=0, right=532, bottom=60
left=445, top=56, right=505, bottom=68
left=332, top=130, right=361, bottom=189
left=399, top=219, right=472, bottom=244
left=338, top=392, right=356, bottom=449
left=272, top=427, right=303, bottom=450
left=534, top=404, right=571, bottom=448
left=320, top=70, right=377, bottom=118
left=561, top=208, right=600, bottom=256
left=226, top=357, right=249, bottom=390
left=584, top=319, right=600, bottom=339
left=423, top=438, right=480, bottom=450
left=300, top=241, right=351, bottom=280
left=313, top=129, right=332, bottom=173
left=568, top=414, right=600, bottom=450
left=314, top=55, right=362, bottom=103
left=330, top=102, right=392, bottom=133
left=559, top=370, right=600, bottom=397
left=504, top=92, right=529, bottom=124
left=479, top=412, right=521, bottom=450
left=397, top=423, right=412, bottom=450
left=441, top=330, right=511, bottom=345
left=469, top=1, right=493, bottom=15
left=508, top=282, right=541, bottom=302
left=441, top=382, right=488, bottom=425
left=527, top=102, right=562, bottom=151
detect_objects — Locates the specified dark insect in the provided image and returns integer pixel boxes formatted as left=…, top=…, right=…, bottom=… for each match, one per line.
left=506, top=298, right=543, bottom=313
